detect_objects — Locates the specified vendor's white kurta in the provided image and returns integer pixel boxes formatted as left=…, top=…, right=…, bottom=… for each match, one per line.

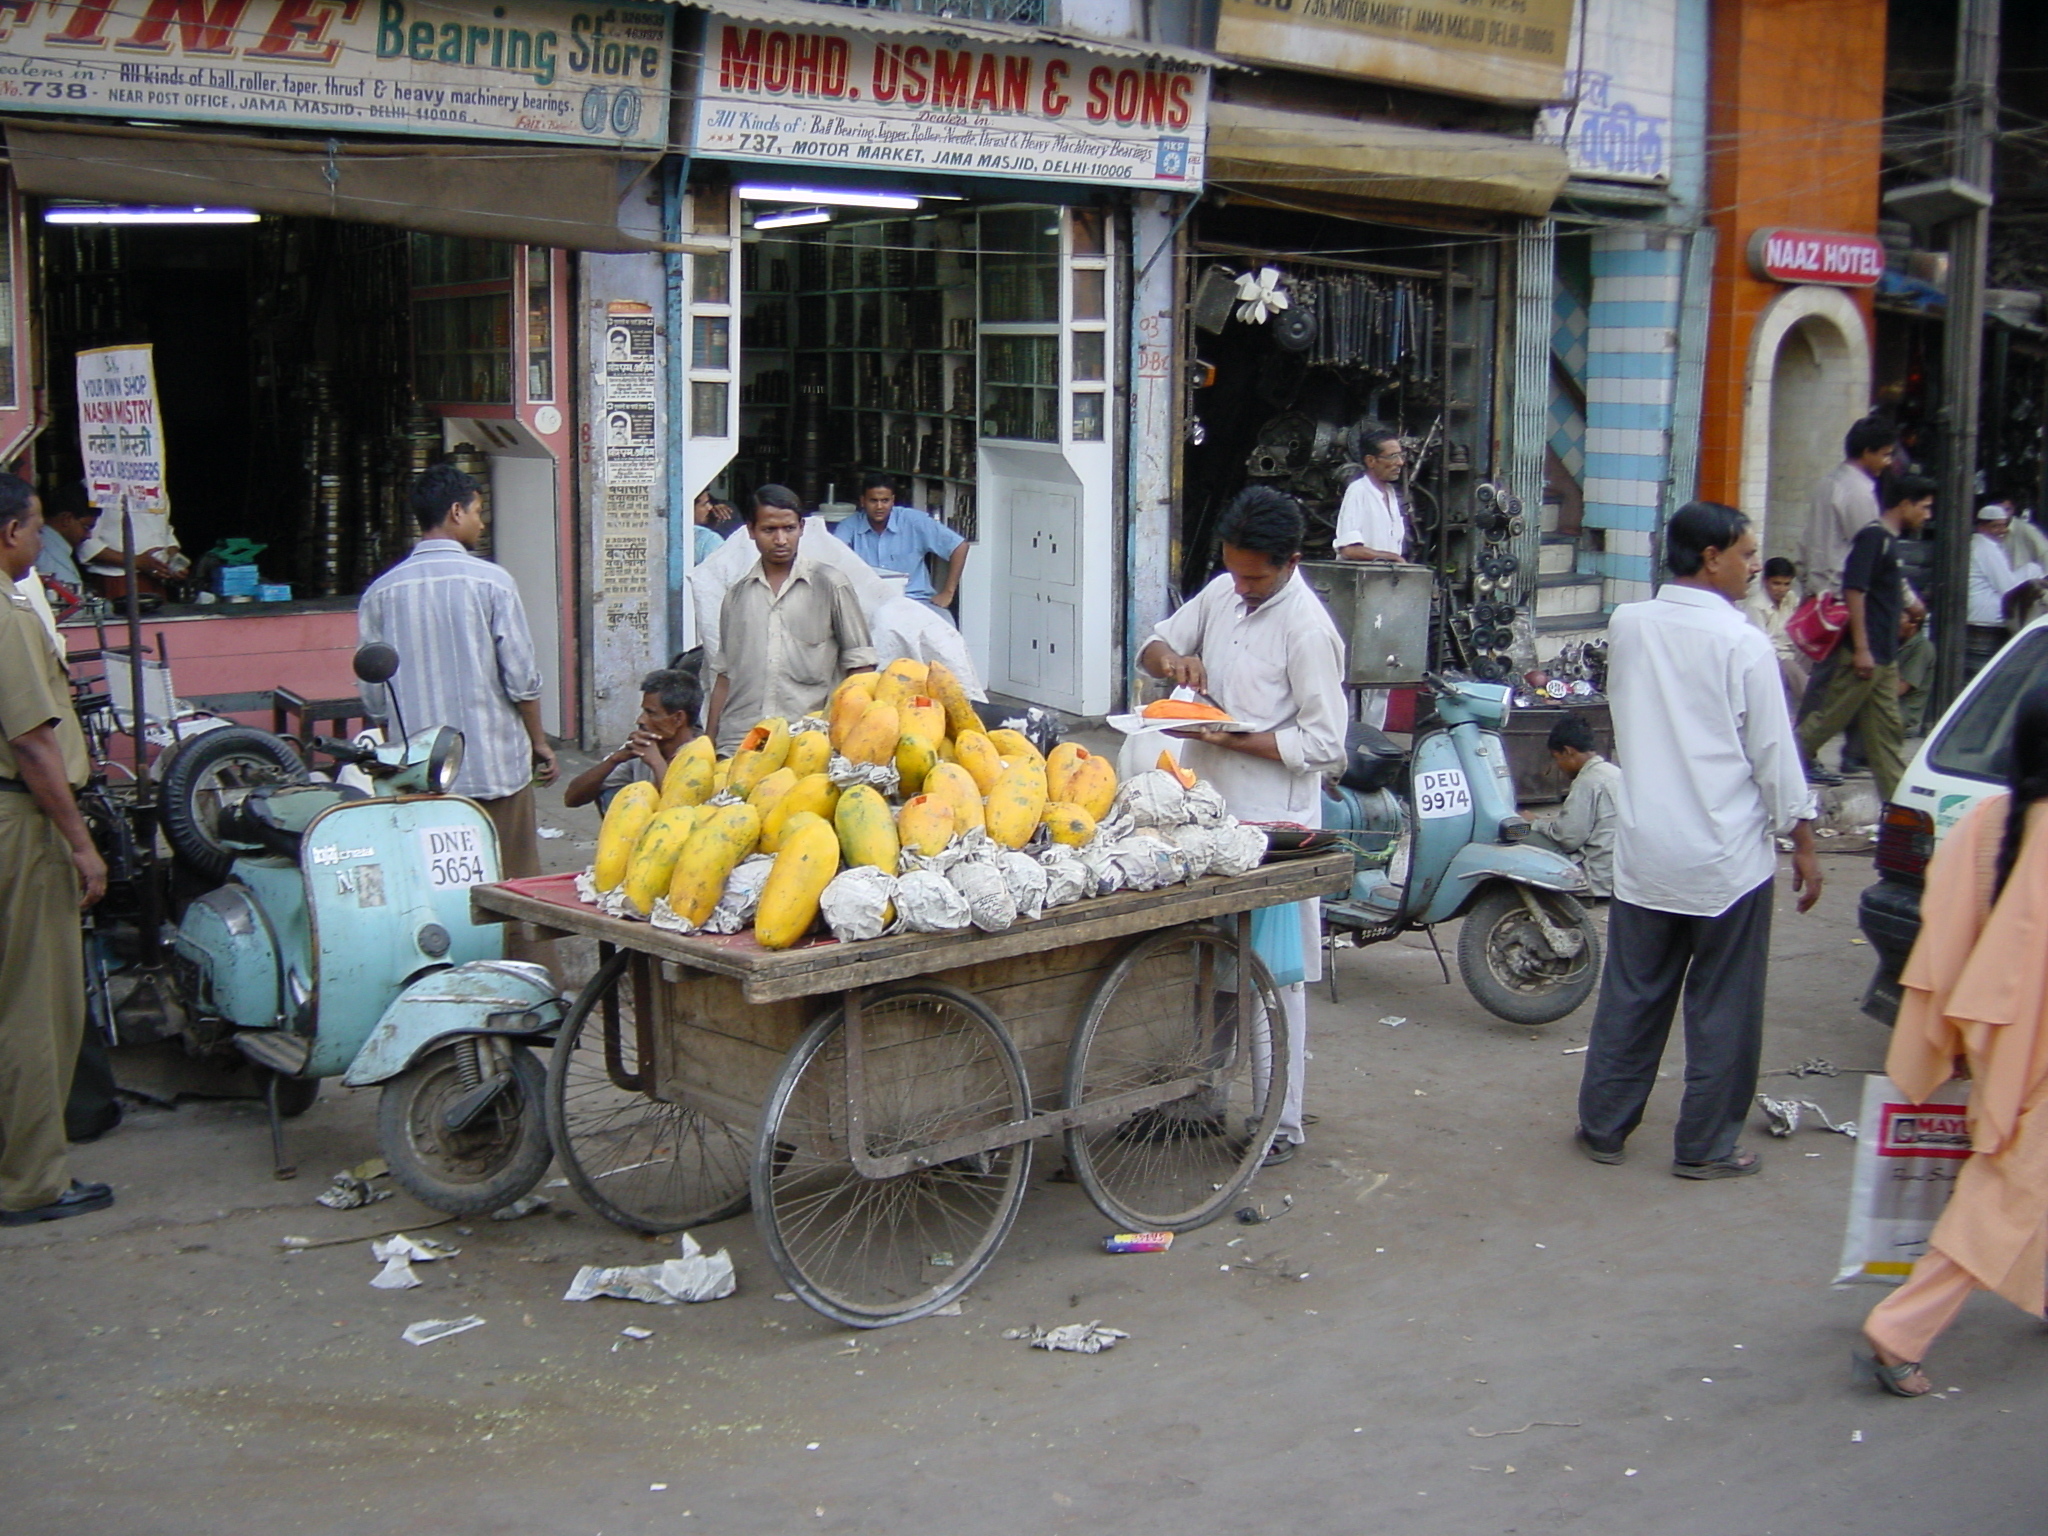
left=1149, top=568, right=1347, bottom=1145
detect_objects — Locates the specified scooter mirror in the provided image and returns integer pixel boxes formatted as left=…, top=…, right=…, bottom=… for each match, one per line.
left=354, top=643, right=401, bottom=685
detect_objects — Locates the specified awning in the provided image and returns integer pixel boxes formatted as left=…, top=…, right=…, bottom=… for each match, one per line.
left=679, top=0, right=1233, bottom=70
left=3, top=122, right=712, bottom=254
left=1205, top=102, right=1568, bottom=219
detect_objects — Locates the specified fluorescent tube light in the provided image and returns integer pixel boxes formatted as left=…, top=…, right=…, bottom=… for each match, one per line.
left=737, top=185, right=919, bottom=210
left=753, top=208, right=832, bottom=230
left=46, top=204, right=260, bottom=225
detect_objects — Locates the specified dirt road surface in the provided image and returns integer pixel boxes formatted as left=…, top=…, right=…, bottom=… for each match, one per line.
left=4, top=841, right=2038, bottom=1535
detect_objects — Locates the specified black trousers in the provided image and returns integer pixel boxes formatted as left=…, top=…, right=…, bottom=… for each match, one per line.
left=1576, top=879, right=1774, bottom=1165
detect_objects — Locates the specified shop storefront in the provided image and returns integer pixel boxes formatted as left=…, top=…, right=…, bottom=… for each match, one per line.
left=0, top=0, right=675, bottom=739
left=671, top=1, right=1213, bottom=718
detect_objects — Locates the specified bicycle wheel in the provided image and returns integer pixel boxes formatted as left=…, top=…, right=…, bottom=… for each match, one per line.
left=546, top=947, right=753, bottom=1233
left=1064, top=924, right=1288, bottom=1231
left=753, top=983, right=1031, bottom=1328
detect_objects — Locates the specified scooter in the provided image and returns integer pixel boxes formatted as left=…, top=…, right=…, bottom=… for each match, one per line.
left=91, top=643, right=564, bottom=1212
left=1321, top=673, right=1601, bottom=1026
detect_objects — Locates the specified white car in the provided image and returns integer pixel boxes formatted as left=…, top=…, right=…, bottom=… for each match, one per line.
left=1858, top=612, right=2048, bottom=1020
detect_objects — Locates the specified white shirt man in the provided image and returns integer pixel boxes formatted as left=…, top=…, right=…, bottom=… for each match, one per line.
left=1142, top=488, right=1346, bottom=1165
left=1968, top=511, right=2044, bottom=627
left=1575, top=502, right=1821, bottom=1180
left=1333, top=433, right=1407, bottom=563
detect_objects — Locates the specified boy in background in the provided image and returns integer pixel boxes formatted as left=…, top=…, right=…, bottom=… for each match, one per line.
left=1529, top=714, right=1622, bottom=899
left=563, top=668, right=701, bottom=814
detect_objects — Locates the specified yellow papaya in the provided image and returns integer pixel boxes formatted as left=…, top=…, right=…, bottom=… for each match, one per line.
left=755, top=818, right=840, bottom=951
left=711, top=759, right=733, bottom=794
left=746, top=766, right=799, bottom=830
left=923, top=762, right=985, bottom=834
left=593, top=781, right=661, bottom=892
left=900, top=696, right=945, bottom=750
left=784, top=728, right=832, bottom=780
left=954, top=730, right=1005, bottom=795
left=897, top=794, right=956, bottom=857
left=895, top=732, right=939, bottom=795
left=872, top=657, right=927, bottom=712
left=1041, top=801, right=1097, bottom=848
left=937, top=736, right=957, bottom=763
left=985, top=762, right=1048, bottom=849
left=1045, top=742, right=1087, bottom=802
left=987, top=728, right=1043, bottom=768
left=840, top=701, right=900, bottom=767
left=828, top=685, right=871, bottom=751
left=658, top=735, right=718, bottom=809
left=761, top=773, right=840, bottom=854
left=1067, top=754, right=1118, bottom=821
left=622, top=806, right=702, bottom=916
left=923, top=659, right=979, bottom=739
left=665, top=803, right=763, bottom=928
left=727, top=719, right=791, bottom=795
left=833, top=783, right=901, bottom=874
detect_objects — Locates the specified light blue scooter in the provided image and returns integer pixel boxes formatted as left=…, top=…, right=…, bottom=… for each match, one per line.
left=171, top=644, right=564, bottom=1210
left=1321, top=672, right=1602, bottom=1025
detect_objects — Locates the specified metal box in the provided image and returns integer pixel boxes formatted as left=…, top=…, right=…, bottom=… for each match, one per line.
left=1300, top=561, right=1434, bottom=688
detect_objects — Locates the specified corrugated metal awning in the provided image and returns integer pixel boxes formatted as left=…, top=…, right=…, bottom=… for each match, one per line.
left=3, top=121, right=715, bottom=253
left=1206, top=102, right=1567, bottom=218
left=680, top=0, right=1232, bottom=70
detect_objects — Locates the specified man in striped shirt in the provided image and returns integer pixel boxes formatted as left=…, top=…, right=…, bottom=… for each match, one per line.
left=358, top=465, right=557, bottom=882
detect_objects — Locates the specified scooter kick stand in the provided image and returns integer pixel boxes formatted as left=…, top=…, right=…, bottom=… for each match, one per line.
left=263, top=1073, right=298, bottom=1181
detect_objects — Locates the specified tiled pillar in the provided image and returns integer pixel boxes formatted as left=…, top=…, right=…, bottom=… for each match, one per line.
left=1583, top=230, right=1683, bottom=607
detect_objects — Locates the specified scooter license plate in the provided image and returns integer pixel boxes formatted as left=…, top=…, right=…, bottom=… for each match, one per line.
left=419, top=825, right=489, bottom=890
left=1414, top=768, right=1473, bottom=820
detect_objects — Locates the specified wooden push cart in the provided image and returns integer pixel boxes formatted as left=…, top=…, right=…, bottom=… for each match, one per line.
left=472, top=852, right=1349, bottom=1327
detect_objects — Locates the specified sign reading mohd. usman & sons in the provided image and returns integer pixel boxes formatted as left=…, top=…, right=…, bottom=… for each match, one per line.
left=0, top=0, right=671, bottom=148
left=693, top=18, right=1210, bottom=190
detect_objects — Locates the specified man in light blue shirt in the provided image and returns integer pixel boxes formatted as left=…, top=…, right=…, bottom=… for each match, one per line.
left=832, top=474, right=967, bottom=619
left=34, top=493, right=97, bottom=595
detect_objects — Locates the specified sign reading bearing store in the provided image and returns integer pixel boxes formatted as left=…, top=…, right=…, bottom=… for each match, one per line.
left=0, top=0, right=672, bottom=148
left=693, top=17, right=1210, bottom=190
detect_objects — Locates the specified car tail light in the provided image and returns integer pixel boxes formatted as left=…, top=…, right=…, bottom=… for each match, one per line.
left=1874, top=803, right=1936, bottom=881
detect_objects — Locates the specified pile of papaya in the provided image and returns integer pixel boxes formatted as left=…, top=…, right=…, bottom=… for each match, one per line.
left=584, top=657, right=1125, bottom=951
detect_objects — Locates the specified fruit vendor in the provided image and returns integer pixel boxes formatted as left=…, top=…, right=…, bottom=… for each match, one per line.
left=1138, top=486, right=1347, bottom=1167
left=563, top=668, right=702, bottom=814
left=704, top=486, right=876, bottom=756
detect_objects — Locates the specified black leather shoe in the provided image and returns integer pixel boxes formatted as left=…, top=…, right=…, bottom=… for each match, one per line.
left=0, top=1179, right=114, bottom=1226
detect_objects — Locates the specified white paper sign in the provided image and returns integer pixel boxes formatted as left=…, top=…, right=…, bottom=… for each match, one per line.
left=693, top=15, right=1208, bottom=190
left=1414, top=768, right=1472, bottom=820
left=419, top=823, right=489, bottom=889
left=77, top=344, right=168, bottom=515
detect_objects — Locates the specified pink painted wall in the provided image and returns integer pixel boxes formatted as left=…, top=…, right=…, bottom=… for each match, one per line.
left=66, top=607, right=361, bottom=726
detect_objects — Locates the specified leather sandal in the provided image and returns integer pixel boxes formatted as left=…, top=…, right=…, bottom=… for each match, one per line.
left=1672, top=1149, right=1760, bottom=1180
left=1853, top=1348, right=1933, bottom=1397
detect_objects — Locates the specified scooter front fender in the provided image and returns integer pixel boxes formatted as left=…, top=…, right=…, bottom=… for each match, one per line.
left=1416, top=842, right=1591, bottom=926
left=341, top=961, right=565, bottom=1086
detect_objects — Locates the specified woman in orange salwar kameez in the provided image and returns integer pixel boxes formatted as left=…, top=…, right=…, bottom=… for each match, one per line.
left=1860, top=686, right=2048, bottom=1396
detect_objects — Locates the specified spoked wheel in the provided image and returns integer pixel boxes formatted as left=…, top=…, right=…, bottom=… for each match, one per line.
left=377, top=1037, right=552, bottom=1215
left=546, top=946, right=753, bottom=1232
left=1064, top=924, right=1288, bottom=1232
left=1456, top=883, right=1602, bottom=1027
left=753, top=983, right=1031, bottom=1328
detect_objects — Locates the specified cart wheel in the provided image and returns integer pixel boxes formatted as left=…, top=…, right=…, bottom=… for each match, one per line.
left=753, top=983, right=1031, bottom=1328
left=1063, top=925, right=1288, bottom=1232
left=546, top=948, right=753, bottom=1233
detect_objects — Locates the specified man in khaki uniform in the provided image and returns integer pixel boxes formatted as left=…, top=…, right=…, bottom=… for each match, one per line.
left=0, top=473, right=112, bottom=1226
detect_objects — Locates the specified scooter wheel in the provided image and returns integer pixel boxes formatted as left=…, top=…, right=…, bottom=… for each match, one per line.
left=1456, top=883, right=1601, bottom=1027
left=378, top=1040, right=552, bottom=1216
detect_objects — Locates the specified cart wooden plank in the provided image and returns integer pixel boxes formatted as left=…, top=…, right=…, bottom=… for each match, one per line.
left=473, top=851, right=1349, bottom=1004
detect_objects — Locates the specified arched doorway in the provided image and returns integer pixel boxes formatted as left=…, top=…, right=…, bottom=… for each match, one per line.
left=1740, top=286, right=1872, bottom=568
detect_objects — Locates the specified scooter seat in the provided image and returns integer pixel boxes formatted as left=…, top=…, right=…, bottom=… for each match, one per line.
left=219, top=783, right=367, bottom=861
left=1340, top=721, right=1408, bottom=794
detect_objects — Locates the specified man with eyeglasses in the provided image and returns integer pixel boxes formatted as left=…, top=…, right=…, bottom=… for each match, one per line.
left=1333, top=424, right=1409, bottom=565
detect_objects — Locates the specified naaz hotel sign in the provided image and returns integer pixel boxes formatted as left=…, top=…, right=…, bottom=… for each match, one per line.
left=1747, top=229, right=1885, bottom=288
left=693, top=18, right=1209, bottom=190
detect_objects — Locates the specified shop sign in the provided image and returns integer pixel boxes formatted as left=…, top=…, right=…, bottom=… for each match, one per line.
left=1747, top=229, right=1885, bottom=288
left=691, top=18, right=1208, bottom=190
left=1536, top=0, right=1672, bottom=184
left=1213, top=0, right=1573, bottom=105
left=0, top=0, right=670, bottom=149
left=77, top=344, right=168, bottom=514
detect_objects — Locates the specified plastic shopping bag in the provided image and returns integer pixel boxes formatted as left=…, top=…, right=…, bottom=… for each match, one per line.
left=1832, top=1074, right=1969, bottom=1286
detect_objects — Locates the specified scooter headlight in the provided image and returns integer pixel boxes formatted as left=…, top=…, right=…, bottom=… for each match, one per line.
left=427, top=728, right=465, bottom=794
